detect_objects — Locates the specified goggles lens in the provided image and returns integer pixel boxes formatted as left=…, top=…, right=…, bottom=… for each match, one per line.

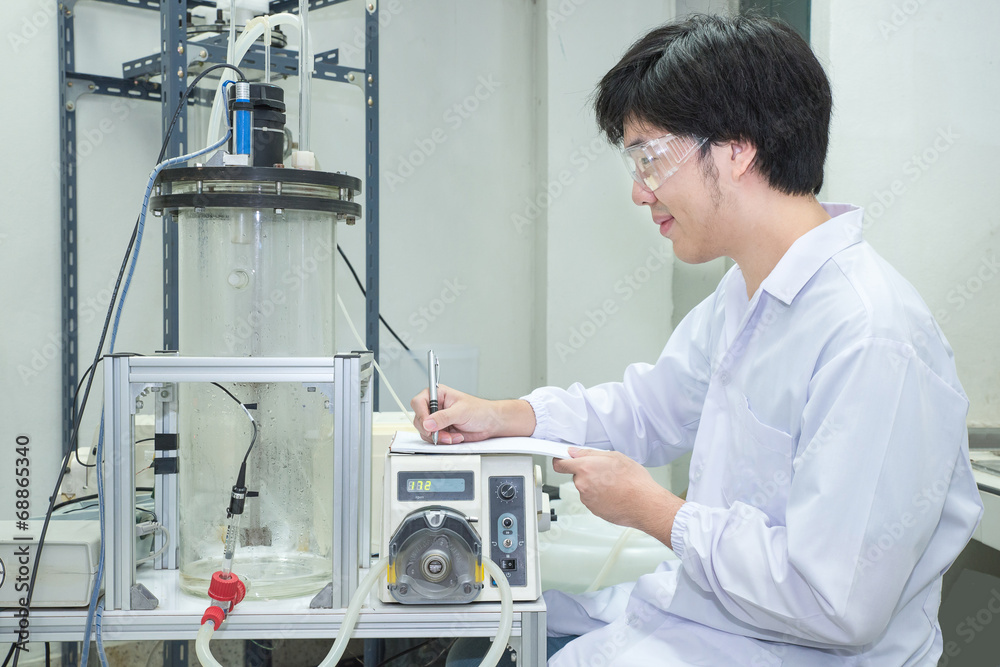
left=621, top=135, right=707, bottom=191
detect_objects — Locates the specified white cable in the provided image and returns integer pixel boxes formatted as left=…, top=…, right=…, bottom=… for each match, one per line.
left=196, top=620, right=224, bottom=667
left=480, top=558, right=515, bottom=667
left=335, top=292, right=413, bottom=419
left=585, top=527, right=634, bottom=593
left=137, top=524, right=171, bottom=565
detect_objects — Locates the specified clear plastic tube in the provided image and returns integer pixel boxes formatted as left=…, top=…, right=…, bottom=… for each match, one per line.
left=228, top=0, right=236, bottom=65
left=196, top=621, right=224, bottom=667
left=314, top=556, right=388, bottom=666
left=479, top=559, right=514, bottom=667
left=264, top=18, right=272, bottom=84
left=585, top=527, right=635, bottom=593
left=194, top=556, right=512, bottom=667
left=298, top=0, right=311, bottom=152
left=221, top=513, right=243, bottom=577
left=206, top=13, right=302, bottom=148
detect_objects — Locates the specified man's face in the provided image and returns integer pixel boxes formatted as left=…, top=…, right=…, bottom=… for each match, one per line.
left=622, top=121, right=728, bottom=264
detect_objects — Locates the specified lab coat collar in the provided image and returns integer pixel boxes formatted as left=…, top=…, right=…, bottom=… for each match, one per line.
left=758, top=203, right=864, bottom=306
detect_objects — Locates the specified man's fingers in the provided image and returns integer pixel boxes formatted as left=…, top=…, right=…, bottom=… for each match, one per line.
left=552, top=456, right=580, bottom=474
left=437, top=428, right=465, bottom=445
left=411, top=388, right=431, bottom=419
left=422, top=405, right=461, bottom=435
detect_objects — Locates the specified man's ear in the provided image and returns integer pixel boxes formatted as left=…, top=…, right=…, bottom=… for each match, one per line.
left=729, top=140, right=757, bottom=182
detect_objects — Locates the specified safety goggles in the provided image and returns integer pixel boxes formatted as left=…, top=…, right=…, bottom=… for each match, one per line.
left=621, top=134, right=708, bottom=191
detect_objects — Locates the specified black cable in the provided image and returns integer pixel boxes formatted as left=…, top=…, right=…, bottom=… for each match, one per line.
left=422, top=638, right=457, bottom=666
left=374, top=638, right=437, bottom=667
left=12, top=63, right=248, bottom=667
left=72, top=355, right=149, bottom=468
left=71, top=355, right=108, bottom=467
left=336, top=245, right=411, bottom=353
left=2, top=643, right=15, bottom=667
left=208, top=383, right=257, bottom=464
left=210, top=381, right=245, bottom=408
left=159, top=63, right=246, bottom=164
left=44, top=643, right=50, bottom=667
left=52, top=488, right=154, bottom=512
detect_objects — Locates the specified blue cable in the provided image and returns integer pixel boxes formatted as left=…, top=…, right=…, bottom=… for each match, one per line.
left=80, top=130, right=233, bottom=667
left=95, top=598, right=109, bottom=667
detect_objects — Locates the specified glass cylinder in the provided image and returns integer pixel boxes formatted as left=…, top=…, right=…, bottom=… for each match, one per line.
left=176, top=207, right=336, bottom=600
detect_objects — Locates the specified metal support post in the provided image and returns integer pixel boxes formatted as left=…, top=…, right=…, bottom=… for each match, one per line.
left=104, top=355, right=137, bottom=611
left=516, top=610, right=548, bottom=667
left=154, top=372, right=180, bottom=570
left=364, top=2, right=380, bottom=407
left=162, top=640, right=190, bottom=666
left=357, top=351, right=374, bottom=564
left=58, top=1, right=79, bottom=456
left=161, top=0, right=189, bottom=351
left=333, top=353, right=363, bottom=607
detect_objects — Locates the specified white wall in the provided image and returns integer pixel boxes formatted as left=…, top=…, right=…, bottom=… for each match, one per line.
left=813, top=0, right=1000, bottom=425
left=539, top=0, right=677, bottom=390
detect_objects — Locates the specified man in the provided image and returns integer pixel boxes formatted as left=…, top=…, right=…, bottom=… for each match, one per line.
left=413, top=13, right=983, bottom=665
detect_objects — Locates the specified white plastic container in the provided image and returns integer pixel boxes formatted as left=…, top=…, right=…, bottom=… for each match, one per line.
left=538, top=482, right=677, bottom=595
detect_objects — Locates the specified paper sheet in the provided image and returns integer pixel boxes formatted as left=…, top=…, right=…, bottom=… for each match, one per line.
left=389, top=431, right=599, bottom=459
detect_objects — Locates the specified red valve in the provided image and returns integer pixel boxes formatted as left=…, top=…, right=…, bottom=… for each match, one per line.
left=201, top=605, right=226, bottom=628
left=200, top=571, right=247, bottom=627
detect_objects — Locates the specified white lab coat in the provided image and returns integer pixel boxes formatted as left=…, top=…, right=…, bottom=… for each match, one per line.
left=525, top=204, right=983, bottom=666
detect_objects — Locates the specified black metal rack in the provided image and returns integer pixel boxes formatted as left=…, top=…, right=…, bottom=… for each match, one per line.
left=57, top=0, right=381, bottom=458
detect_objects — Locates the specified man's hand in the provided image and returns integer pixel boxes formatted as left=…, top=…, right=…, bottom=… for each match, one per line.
left=553, top=448, right=685, bottom=549
left=410, top=384, right=536, bottom=444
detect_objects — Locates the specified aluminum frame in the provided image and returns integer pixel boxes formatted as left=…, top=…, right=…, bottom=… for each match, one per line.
left=102, top=355, right=372, bottom=611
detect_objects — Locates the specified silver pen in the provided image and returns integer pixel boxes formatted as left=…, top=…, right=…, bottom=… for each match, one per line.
left=427, top=350, right=440, bottom=444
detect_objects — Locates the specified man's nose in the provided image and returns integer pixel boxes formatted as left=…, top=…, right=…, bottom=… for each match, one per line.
left=631, top=179, right=657, bottom=206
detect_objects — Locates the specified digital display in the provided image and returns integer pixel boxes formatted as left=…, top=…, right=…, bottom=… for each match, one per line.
left=406, top=478, right=466, bottom=493
left=399, top=471, right=475, bottom=501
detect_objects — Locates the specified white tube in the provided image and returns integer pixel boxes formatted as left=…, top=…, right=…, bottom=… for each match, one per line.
left=335, top=293, right=413, bottom=419
left=206, top=13, right=303, bottom=148
left=193, top=555, right=510, bottom=667
left=227, top=0, right=236, bottom=66
left=205, top=17, right=266, bottom=147
left=480, top=559, right=515, bottom=667
left=196, top=621, right=224, bottom=667
left=264, top=18, right=272, bottom=84
left=298, top=0, right=311, bottom=152
left=585, top=527, right=634, bottom=593
left=317, top=556, right=390, bottom=667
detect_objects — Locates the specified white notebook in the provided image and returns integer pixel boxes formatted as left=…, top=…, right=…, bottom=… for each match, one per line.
left=389, top=431, right=599, bottom=460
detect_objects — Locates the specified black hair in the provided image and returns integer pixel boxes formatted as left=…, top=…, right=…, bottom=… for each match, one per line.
left=594, top=13, right=832, bottom=196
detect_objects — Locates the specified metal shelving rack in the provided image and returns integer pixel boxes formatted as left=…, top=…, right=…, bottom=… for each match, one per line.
left=57, top=0, right=381, bottom=457
left=54, top=2, right=379, bottom=663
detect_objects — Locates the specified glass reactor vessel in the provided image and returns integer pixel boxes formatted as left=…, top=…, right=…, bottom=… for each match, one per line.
left=152, top=165, right=361, bottom=599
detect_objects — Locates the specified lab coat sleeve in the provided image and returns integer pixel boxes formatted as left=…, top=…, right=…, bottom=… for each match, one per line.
left=665, top=338, right=981, bottom=646
left=522, top=294, right=716, bottom=466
